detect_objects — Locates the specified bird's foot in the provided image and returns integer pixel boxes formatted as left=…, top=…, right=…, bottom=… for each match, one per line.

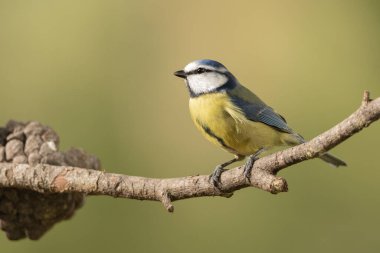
left=243, top=155, right=257, bottom=182
left=243, top=148, right=266, bottom=182
left=210, top=165, right=225, bottom=188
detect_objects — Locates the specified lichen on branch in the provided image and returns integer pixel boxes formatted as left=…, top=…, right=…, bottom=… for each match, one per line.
left=0, top=121, right=100, bottom=240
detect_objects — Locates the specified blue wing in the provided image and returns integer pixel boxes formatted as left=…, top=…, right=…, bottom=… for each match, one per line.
left=229, top=95, right=294, bottom=134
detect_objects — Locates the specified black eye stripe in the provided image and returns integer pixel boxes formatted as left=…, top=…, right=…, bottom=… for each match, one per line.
left=187, top=68, right=213, bottom=75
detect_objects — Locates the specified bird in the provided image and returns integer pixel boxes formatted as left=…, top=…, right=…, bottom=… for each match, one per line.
left=174, top=59, right=346, bottom=187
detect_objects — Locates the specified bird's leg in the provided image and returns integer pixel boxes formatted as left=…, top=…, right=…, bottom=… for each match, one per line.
left=243, top=148, right=266, bottom=181
left=210, top=155, right=244, bottom=188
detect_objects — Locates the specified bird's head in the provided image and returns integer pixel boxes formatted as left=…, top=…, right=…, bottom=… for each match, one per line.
left=174, top=59, right=237, bottom=97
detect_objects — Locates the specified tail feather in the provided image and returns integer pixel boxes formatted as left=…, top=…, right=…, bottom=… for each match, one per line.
left=284, top=133, right=346, bottom=167
left=319, top=153, right=347, bottom=167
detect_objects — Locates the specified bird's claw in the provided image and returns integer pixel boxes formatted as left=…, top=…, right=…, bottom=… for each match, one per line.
left=243, top=148, right=265, bottom=182
left=210, top=165, right=225, bottom=188
left=243, top=154, right=258, bottom=182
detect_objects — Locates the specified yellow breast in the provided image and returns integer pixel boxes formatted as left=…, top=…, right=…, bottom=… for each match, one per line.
left=189, top=93, right=285, bottom=156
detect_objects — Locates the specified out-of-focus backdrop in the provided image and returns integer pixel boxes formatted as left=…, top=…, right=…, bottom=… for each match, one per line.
left=1, top=0, right=379, bottom=252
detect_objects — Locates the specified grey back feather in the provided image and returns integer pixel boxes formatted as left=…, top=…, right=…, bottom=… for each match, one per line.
left=229, top=96, right=294, bottom=134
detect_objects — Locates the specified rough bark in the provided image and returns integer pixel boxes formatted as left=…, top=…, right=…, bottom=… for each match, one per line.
left=0, top=91, right=379, bottom=240
left=0, top=121, right=100, bottom=240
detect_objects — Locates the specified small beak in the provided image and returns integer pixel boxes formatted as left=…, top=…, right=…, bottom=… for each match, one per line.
left=174, top=70, right=187, bottom=79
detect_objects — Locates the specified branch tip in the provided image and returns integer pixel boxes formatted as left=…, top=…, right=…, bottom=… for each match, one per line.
left=270, top=177, right=288, bottom=194
left=362, top=90, right=372, bottom=106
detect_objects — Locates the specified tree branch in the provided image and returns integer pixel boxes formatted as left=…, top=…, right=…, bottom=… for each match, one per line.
left=0, top=91, right=379, bottom=214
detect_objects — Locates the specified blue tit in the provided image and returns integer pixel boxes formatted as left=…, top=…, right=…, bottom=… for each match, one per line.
left=174, top=59, right=346, bottom=187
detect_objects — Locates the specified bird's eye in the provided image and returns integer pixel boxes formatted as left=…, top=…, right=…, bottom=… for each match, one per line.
left=196, top=68, right=206, bottom=74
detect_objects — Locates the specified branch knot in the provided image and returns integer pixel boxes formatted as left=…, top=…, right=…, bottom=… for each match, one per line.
left=159, top=190, right=174, bottom=212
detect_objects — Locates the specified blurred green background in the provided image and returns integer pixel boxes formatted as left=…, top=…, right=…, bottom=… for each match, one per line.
left=1, top=0, right=380, bottom=252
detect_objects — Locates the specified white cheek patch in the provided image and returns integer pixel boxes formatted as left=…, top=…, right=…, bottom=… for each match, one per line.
left=187, top=72, right=228, bottom=95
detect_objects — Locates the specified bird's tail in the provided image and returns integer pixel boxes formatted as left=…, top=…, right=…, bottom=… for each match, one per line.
left=319, top=153, right=347, bottom=167
left=284, top=133, right=347, bottom=167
